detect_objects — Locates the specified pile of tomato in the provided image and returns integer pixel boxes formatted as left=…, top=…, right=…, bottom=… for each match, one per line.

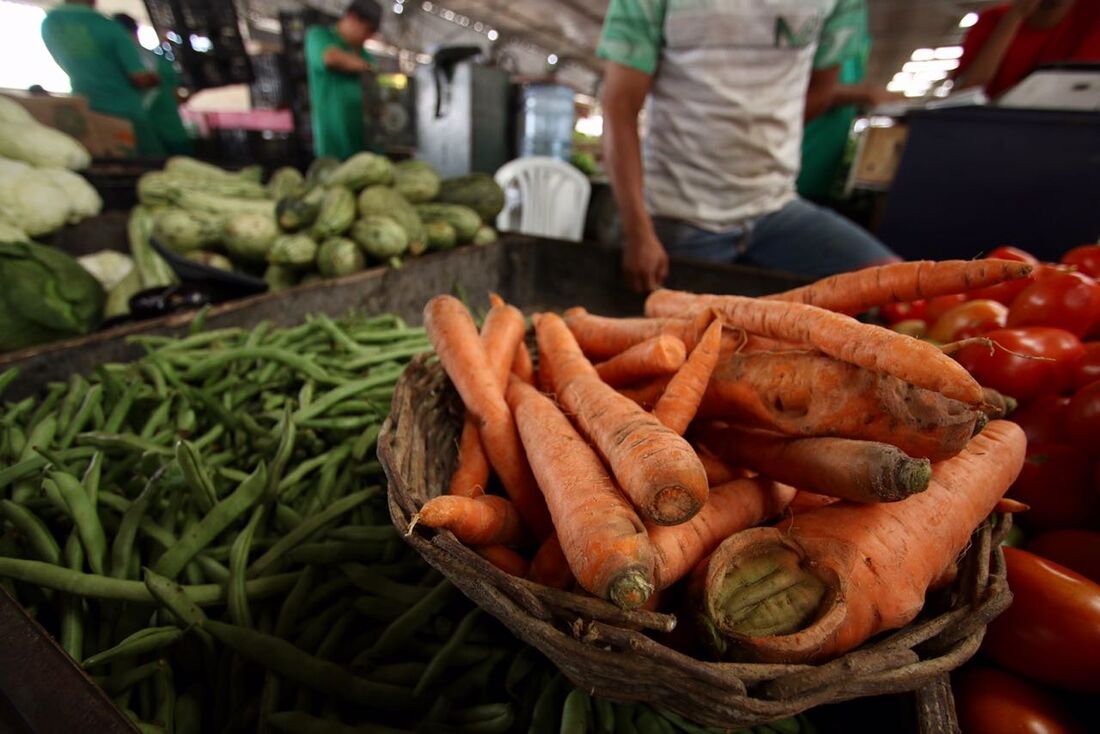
left=879, top=244, right=1100, bottom=734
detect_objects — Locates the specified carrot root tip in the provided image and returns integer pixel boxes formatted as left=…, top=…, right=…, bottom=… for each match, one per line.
left=711, top=548, right=827, bottom=638
left=405, top=515, right=420, bottom=537
left=893, top=459, right=933, bottom=500
left=608, top=570, right=656, bottom=610
left=650, top=486, right=703, bottom=526
left=972, top=412, right=989, bottom=436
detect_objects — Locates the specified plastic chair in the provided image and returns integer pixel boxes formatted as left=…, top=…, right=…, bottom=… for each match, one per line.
left=494, top=157, right=592, bottom=242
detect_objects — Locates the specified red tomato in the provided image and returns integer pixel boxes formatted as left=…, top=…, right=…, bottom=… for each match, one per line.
left=1008, top=443, right=1100, bottom=533
left=925, top=294, right=969, bottom=324
left=1062, top=244, right=1100, bottom=278
left=1072, top=343, right=1100, bottom=390
left=1011, top=394, right=1070, bottom=444
left=955, top=327, right=1084, bottom=403
left=954, top=665, right=1086, bottom=734
left=1007, top=272, right=1100, bottom=338
left=982, top=547, right=1100, bottom=694
left=879, top=300, right=927, bottom=325
left=1028, top=530, right=1100, bottom=584
left=1064, top=380, right=1100, bottom=455
left=927, top=300, right=1008, bottom=343
left=988, top=245, right=1040, bottom=265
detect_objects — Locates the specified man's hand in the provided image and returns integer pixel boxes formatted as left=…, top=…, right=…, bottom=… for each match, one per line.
left=623, top=232, right=669, bottom=293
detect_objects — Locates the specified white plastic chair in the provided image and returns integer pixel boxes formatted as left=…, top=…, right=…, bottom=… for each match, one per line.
left=494, top=157, right=592, bottom=242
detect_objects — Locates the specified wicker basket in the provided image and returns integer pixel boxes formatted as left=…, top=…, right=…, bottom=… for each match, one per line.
left=380, top=355, right=1013, bottom=729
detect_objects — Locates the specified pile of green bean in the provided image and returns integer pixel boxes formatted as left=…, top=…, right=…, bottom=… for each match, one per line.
left=0, top=311, right=815, bottom=734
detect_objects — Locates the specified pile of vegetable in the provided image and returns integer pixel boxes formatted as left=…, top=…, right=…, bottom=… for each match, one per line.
left=138, top=155, right=503, bottom=294
left=0, top=312, right=813, bottom=733
left=0, top=96, right=100, bottom=239
left=871, top=244, right=1100, bottom=733
left=414, top=259, right=1051, bottom=675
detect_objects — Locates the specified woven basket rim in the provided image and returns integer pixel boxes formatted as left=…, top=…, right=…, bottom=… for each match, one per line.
left=380, top=354, right=1011, bottom=728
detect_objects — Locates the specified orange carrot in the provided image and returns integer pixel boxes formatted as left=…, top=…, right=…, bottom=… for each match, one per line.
left=513, top=341, right=535, bottom=385
left=653, top=320, right=723, bottom=434
left=564, top=309, right=742, bottom=361
left=529, top=533, right=575, bottom=590
left=488, top=292, right=506, bottom=308
left=507, top=377, right=656, bottom=608
left=787, top=491, right=840, bottom=514
left=413, top=494, right=526, bottom=547
left=695, top=424, right=933, bottom=503
left=697, top=351, right=982, bottom=461
left=481, top=302, right=527, bottom=389
left=477, top=545, right=531, bottom=577
left=766, top=259, right=1035, bottom=315
left=645, top=289, right=984, bottom=405
left=423, top=295, right=552, bottom=539
left=693, top=420, right=1026, bottom=663
left=694, top=448, right=739, bottom=487
left=649, top=479, right=796, bottom=590
left=594, top=335, right=687, bottom=387
left=447, top=417, right=490, bottom=498
left=618, top=376, right=671, bottom=411
left=536, top=313, right=709, bottom=525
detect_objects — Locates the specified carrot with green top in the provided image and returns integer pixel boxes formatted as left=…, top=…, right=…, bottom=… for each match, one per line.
left=649, top=479, right=796, bottom=589
left=536, top=313, right=709, bottom=525
left=645, top=289, right=984, bottom=405
left=766, top=259, right=1035, bottom=315
left=424, top=295, right=552, bottom=539
left=695, top=423, right=932, bottom=503
left=693, top=420, right=1025, bottom=664
left=653, top=320, right=723, bottom=434
left=413, top=494, right=526, bottom=547
left=594, top=335, right=687, bottom=387
left=506, top=377, right=655, bottom=608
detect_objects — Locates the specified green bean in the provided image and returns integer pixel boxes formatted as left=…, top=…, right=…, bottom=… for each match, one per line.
left=633, top=709, right=674, bottom=734
left=0, top=500, right=60, bottom=564
left=176, top=405, right=197, bottom=434
left=531, top=674, right=568, bottom=734
left=651, top=708, right=723, bottom=734
left=60, top=532, right=85, bottom=661
left=326, top=524, right=395, bottom=543
left=191, top=422, right=225, bottom=452
left=313, top=314, right=375, bottom=356
left=174, top=686, right=203, bottom=734
left=139, top=398, right=172, bottom=440
left=593, top=698, right=617, bottom=734
left=415, top=608, right=482, bottom=697
left=153, top=462, right=267, bottom=580
left=152, top=661, right=175, bottom=731
left=301, top=448, right=354, bottom=516
left=229, top=505, right=265, bottom=628
left=285, top=541, right=383, bottom=566
left=0, top=557, right=298, bottom=604
left=293, top=374, right=395, bottom=424
left=314, top=608, right=356, bottom=660
left=294, top=597, right=353, bottom=653
left=21, top=413, right=58, bottom=461
left=104, top=660, right=167, bottom=699
left=3, top=396, right=35, bottom=428
left=27, top=382, right=66, bottom=433
left=350, top=424, right=381, bottom=462
left=275, top=446, right=343, bottom=496
left=81, top=451, right=103, bottom=508
left=340, top=564, right=427, bottom=605
left=460, top=708, right=516, bottom=734
left=0, top=366, right=19, bottom=398
left=360, top=661, right=426, bottom=685
left=194, top=553, right=230, bottom=583
left=111, top=467, right=167, bottom=579
left=168, top=327, right=244, bottom=351
left=82, top=626, right=184, bottom=669
left=266, top=409, right=297, bottom=500
left=613, top=704, right=640, bottom=734
left=423, top=651, right=506, bottom=724
left=51, top=470, right=108, bottom=575
left=59, top=383, right=103, bottom=449
left=369, top=579, right=453, bottom=658
left=274, top=503, right=302, bottom=532
left=346, top=326, right=425, bottom=344
left=248, top=489, right=374, bottom=578
left=266, top=711, right=414, bottom=734
left=341, top=344, right=430, bottom=371
left=77, top=432, right=174, bottom=456
left=175, top=440, right=216, bottom=514
left=504, top=646, right=541, bottom=699
left=141, top=362, right=167, bottom=399
left=560, top=688, right=592, bottom=734
left=183, top=347, right=334, bottom=384
left=57, top=374, right=88, bottom=430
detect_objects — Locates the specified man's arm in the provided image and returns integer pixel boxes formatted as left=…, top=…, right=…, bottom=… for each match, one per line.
left=107, top=23, right=160, bottom=90
left=955, top=1, right=1038, bottom=91
left=322, top=47, right=372, bottom=74
left=602, top=60, right=667, bottom=293
left=805, top=66, right=897, bottom=121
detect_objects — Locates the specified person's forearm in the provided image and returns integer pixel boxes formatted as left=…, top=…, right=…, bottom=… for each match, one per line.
left=323, top=48, right=371, bottom=74
left=604, top=109, right=655, bottom=243
left=832, top=84, right=879, bottom=109
left=956, top=11, right=1026, bottom=90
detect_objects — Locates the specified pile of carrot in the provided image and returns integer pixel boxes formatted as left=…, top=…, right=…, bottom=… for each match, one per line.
left=412, top=258, right=1032, bottom=665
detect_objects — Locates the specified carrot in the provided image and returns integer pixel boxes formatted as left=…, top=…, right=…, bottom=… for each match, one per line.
left=536, top=313, right=709, bottom=525
left=649, top=479, right=796, bottom=590
left=787, top=491, right=840, bottom=514
left=423, top=295, right=552, bottom=539
left=594, top=335, right=687, bottom=387
left=766, top=259, right=1034, bottom=315
left=476, top=545, right=531, bottom=577
left=513, top=341, right=536, bottom=385
left=698, top=351, right=982, bottom=461
left=413, top=494, right=526, bottom=547
left=447, top=298, right=528, bottom=499
left=618, top=376, right=671, bottom=411
left=488, top=292, right=506, bottom=308
left=695, top=424, right=933, bottom=503
left=981, top=387, right=1017, bottom=420
left=645, top=289, right=984, bottom=405
left=529, top=533, right=575, bottom=590
left=694, top=449, right=739, bottom=487
left=653, top=320, right=723, bottom=434
left=447, top=417, right=490, bottom=498
left=693, top=420, right=1026, bottom=663
left=506, top=377, right=656, bottom=608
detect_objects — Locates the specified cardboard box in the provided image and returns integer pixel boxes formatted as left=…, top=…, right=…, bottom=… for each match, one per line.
left=849, top=123, right=909, bottom=191
left=0, top=91, right=136, bottom=159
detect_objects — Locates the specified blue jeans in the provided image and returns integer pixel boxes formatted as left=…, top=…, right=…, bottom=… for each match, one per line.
left=653, top=198, right=898, bottom=278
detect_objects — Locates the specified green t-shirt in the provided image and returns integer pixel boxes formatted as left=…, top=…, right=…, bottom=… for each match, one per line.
left=145, top=51, right=193, bottom=155
left=41, top=3, right=164, bottom=156
left=305, top=25, right=373, bottom=160
left=798, top=0, right=871, bottom=200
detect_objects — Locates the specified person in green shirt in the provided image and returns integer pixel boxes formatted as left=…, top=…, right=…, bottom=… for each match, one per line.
left=305, top=0, right=381, bottom=160
left=114, top=13, right=194, bottom=156
left=41, top=1, right=165, bottom=157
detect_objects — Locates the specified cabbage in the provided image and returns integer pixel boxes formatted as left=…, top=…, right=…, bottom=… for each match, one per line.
left=0, top=119, right=90, bottom=170
left=0, top=240, right=104, bottom=352
left=0, top=214, right=27, bottom=242
left=0, top=171, right=73, bottom=236
left=38, top=168, right=102, bottom=222
left=0, top=156, right=30, bottom=180
left=0, top=96, right=34, bottom=124
left=77, top=250, right=134, bottom=291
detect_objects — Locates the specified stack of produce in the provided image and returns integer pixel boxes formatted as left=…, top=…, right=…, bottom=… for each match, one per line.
left=872, top=244, right=1100, bottom=733
left=0, top=312, right=809, bottom=733
left=413, top=259, right=1050, bottom=673
left=138, top=155, right=504, bottom=293
left=0, top=96, right=100, bottom=240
